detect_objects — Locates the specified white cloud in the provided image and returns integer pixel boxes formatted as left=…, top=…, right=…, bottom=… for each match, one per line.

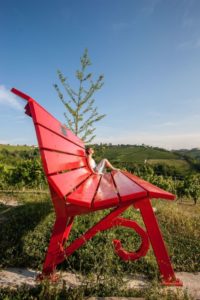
left=112, top=21, right=133, bottom=31
left=130, top=132, right=200, bottom=150
left=0, top=85, right=23, bottom=111
left=141, top=0, right=161, bottom=15
left=182, top=17, right=195, bottom=28
left=0, top=139, right=9, bottom=144
left=182, top=0, right=199, bottom=29
left=153, top=121, right=179, bottom=128
left=178, top=38, right=200, bottom=50
left=146, top=111, right=162, bottom=117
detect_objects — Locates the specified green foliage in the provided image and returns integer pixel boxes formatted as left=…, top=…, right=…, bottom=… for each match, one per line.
left=0, top=144, right=33, bottom=152
left=1, top=144, right=200, bottom=203
left=0, top=147, right=46, bottom=189
left=54, top=49, right=106, bottom=143
left=175, top=147, right=200, bottom=161
left=0, top=147, right=39, bottom=166
left=7, top=159, right=46, bottom=188
left=156, top=202, right=200, bottom=272
left=0, top=163, right=10, bottom=189
left=0, top=194, right=53, bottom=268
left=182, top=174, right=200, bottom=204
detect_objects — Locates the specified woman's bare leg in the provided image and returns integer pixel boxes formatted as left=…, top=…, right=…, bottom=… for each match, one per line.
left=104, top=159, right=117, bottom=170
left=95, top=159, right=119, bottom=173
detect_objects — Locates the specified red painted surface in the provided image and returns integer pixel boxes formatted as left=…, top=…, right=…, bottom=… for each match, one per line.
left=11, top=88, right=32, bottom=102
left=93, top=173, right=119, bottom=208
left=11, top=87, right=182, bottom=286
left=30, top=100, right=84, bottom=148
left=48, top=168, right=90, bottom=199
left=34, top=124, right=85, bottom=156
left=112, top=171, right=147, bottom=201
left=134, top=198, right=182, bottom=286
left=41, top=150, right=87, bottom=174
left=67, top=174, right=101, bottom=207
left=123, top=171, right=175, bottom=200
left=112, top=217, right=150, bottom=261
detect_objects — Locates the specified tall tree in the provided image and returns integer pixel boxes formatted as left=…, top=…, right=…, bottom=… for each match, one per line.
left=54, top=49, right=106, bottom=143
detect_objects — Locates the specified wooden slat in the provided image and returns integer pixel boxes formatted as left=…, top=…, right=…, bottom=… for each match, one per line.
left=112, top=171, right=147, bottom=202
left=122, top=171, right=175, bottom=200
left=29, top=101, right=84, bottom=148
left=48, top=168, right=91, bottom=199
left=93, top=173, right=119, bottom=208
left=67, top=174, right=101, bottom=208
left=35, top=124, right=85, bottom=156
left=40, top=150, right=87, bottom=175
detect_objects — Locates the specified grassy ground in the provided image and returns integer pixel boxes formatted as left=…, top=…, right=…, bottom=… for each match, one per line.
left=0, top=281, right=193, bottom=300
left=0, top=192, right=199, bottom=299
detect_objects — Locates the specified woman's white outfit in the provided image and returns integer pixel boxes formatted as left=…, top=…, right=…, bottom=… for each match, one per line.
left=90, top=158, right=107, bottom=174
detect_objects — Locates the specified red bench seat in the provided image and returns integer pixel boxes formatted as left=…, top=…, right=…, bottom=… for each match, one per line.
left=11, top=88, right=182, bottom=286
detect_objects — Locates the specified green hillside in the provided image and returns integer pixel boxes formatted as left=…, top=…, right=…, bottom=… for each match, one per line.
left=1, top=143, right=179, bottom=162
left=93, top=144, right=193, bottom=176
left=0, top=144, right=35, bottom=152
left=96, top=145, right=179, bottom=163
left=0, top=143, right=196, bottom=176
left=147, top=159, right=191, bottom=173
left=175, top=148, right=200, bottom=161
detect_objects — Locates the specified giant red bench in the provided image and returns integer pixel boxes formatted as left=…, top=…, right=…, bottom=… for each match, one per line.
left=11, top=88, right=182, bottom=286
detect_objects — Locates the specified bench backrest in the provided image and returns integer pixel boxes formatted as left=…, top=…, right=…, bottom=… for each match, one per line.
left=11, top=88, right=92, bottom=199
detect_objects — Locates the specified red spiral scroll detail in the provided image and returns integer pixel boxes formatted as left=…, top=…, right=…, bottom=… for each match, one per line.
left=111, top=217, right=150, bottom=261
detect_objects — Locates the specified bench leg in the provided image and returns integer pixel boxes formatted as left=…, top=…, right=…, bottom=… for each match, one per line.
left=42, top=216, right=74, bottom=276
left=134, top=198, right=182, bottom=286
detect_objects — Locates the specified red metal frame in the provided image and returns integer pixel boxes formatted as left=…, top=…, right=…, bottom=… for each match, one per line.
left=134, top=198, right=182, bottom=286
left=41, top=189, right=182, bottom=285
left=42, top=190, right=150, bottom=275
left=11, top=88, right=182, bottom=286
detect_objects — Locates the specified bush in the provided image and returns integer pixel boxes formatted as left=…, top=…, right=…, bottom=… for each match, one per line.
left=7, top=159, right=47, bottom=189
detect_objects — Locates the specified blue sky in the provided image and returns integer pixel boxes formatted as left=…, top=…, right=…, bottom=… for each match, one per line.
left=1, top=0, right=200, bottom=149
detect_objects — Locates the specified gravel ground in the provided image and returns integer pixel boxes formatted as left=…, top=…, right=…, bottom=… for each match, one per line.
left=0, top=269, right=199, bottom=299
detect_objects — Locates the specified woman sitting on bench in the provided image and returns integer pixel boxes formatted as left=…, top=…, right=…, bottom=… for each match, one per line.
left=86, top=147, right=119, bottom=174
